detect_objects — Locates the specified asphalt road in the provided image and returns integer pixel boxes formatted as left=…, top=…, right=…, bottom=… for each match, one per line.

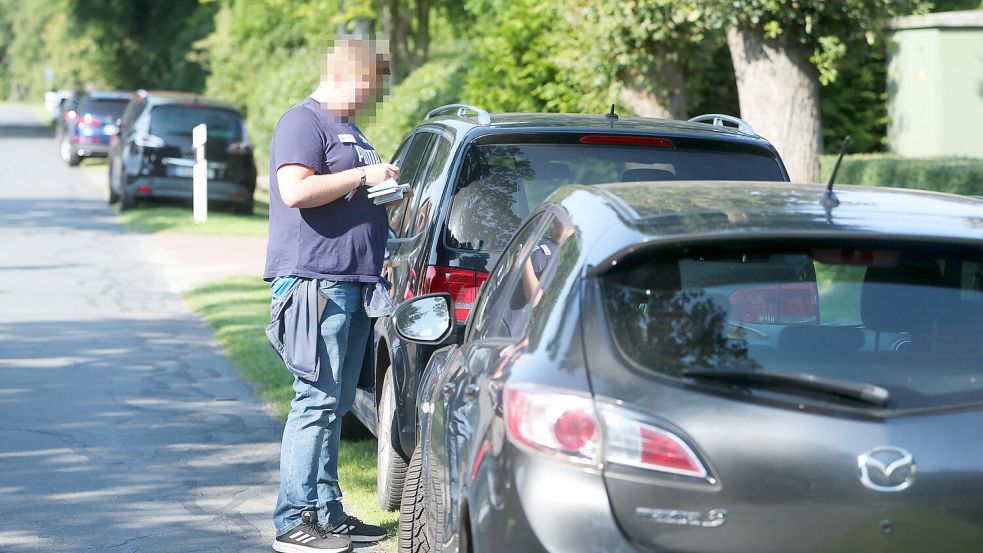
left=0, top=105, right=281, bottom=552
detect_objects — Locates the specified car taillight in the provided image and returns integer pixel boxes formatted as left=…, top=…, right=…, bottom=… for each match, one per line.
left=503, top=383, right=711, bottom=479
left=503, top=384, right=599, bottom=466
left=579, top=135, right=674, bottom=147
left=77, top=114, right=101, bottom=127
left=134, top=134, right=165, bottom=148
left=599, top=403, right=708, bottom=478
left=227, top=141, right=251, bottom=154
left=729, top=282, right=819, bottom=325
left=421, top=266, right=489, bottom=323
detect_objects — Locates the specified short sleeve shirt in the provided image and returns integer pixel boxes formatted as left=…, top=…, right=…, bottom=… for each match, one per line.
left=264, top=97, right=387, bottom=282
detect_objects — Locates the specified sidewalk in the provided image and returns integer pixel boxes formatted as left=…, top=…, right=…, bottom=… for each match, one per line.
left=140, top=233, right=268, bottom=293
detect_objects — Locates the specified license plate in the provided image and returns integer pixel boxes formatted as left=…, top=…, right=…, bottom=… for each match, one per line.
left=168, top=165, right=216, bottom=179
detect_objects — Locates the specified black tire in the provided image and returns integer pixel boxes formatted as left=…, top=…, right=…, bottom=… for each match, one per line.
left=234, top=196, right=254, bottom=215
left=398, top=442, right=430, bottom=553
left=119, top=183, right=135, bottom=212
left=378, top=367, right=409, bottom=511
left=60, top=136, right=81, bottom=167
left=107, top=165, right=120, bottom=205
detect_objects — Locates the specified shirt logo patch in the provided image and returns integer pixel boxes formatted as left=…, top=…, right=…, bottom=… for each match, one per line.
left=338, top=133, right=357, bottom=144
left=355, top=145, right=382, bottom=165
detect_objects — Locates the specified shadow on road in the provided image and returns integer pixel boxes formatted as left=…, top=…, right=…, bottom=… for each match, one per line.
left=0, top=197, right=118, bottom=232
left=0, top=123, right=54, bottom=139
left=0, top=317, right=281, bottom=550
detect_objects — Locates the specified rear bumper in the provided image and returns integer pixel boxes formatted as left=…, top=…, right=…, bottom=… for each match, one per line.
left=75, top=144, right=109, bottom=157
left=471, top=446, right=636, bottom=553
left=126, top=176, right=254, bottom=204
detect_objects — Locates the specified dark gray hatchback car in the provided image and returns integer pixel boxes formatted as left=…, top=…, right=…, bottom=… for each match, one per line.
left=394, top=181, right=983, bottom=553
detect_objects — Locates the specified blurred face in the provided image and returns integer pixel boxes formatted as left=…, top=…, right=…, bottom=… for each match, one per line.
left=318, top=41, right=388, bottom=116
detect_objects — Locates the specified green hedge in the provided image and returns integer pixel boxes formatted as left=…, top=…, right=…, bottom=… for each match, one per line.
left=819, top=154, right=983, bottom=196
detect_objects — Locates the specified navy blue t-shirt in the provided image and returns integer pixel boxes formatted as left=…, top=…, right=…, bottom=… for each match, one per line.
left=264, top=97, right=387, bottom=282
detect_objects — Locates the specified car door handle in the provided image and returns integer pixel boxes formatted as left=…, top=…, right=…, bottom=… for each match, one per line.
left=465, top=383, right=480, bottom=398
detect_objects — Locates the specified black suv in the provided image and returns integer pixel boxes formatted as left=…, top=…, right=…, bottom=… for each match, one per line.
left=352, top=105, right=790, bottom=510
left=107, top=91, right=257, bottom=213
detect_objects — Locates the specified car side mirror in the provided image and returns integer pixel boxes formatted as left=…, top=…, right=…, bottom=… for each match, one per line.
left=393, top=293, right=454, bottom=345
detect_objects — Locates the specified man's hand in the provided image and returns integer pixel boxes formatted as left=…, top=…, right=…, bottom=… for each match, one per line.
left=362, top=163, right=400, bottom=186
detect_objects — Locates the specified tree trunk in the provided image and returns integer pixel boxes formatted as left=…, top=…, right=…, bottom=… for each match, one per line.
left=617, top=60, right=687, bottom=120
left=726, top=26, right=823, bottom=183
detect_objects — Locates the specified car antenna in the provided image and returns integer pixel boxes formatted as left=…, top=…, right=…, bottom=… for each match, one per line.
left=822, top=134, right=850, bottom=210
left=605, top=104, right=618, bottom=127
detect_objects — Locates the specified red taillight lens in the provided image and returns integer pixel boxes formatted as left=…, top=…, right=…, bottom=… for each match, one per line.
left=227, top=141, right=251, bottom=154
left=579, top=135, right=674, bottom=147
left=503, top=384, right=599, bottom=466
left=600, top=404, right=708, bottom=478
left=421, top=266, right=489, bottom=323
left=78, top=114, right=101, bottom=127
left=503, top=384, right=711, bottom=479
left=729, top=283, right=818, bottom=325
left=554, top=410, right=597, bottom=450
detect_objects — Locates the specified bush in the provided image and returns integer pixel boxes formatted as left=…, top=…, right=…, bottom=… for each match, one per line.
left=820, top=154, right=983, bottom=196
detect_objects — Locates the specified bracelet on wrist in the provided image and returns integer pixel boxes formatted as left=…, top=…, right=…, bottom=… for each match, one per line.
left=358, top=167, right=366, bottom=188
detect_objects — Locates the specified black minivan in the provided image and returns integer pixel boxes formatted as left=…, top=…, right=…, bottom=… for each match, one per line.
left=353, top=105, right=791, bottom=510
left=107, top=91, right=257, bottom=213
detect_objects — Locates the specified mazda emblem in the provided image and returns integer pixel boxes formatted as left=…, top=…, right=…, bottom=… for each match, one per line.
left=857, top=446, right=916, bottom=492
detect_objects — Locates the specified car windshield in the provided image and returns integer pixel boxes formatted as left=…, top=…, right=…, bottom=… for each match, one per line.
left=600, top=243, right=983, bottom=411
left=83, top=99, right=128, bottom=119
left=445, top=143, right=784, bottom=252
left=149, top=105, right=243, bottom=143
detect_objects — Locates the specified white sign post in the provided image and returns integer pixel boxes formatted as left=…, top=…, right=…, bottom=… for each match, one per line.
left=192, top=123, right=208, bottom=223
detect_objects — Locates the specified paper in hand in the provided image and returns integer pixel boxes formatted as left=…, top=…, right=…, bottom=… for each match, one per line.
left=367, top=178, right=410, bottom=205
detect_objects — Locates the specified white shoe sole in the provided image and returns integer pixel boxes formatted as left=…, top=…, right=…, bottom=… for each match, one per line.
left=348, top=533, right=387, bottom=543
left=272, top=539, right=352, bottom=553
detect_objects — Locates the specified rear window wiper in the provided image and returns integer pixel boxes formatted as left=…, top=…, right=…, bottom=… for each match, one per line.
left=680, top=369, right=890, bottom=407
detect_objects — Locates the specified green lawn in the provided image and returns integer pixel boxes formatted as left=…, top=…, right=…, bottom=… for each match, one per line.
left=183, top=276, right=397, bottom=551
left=79, top=158, right=271, bottom=236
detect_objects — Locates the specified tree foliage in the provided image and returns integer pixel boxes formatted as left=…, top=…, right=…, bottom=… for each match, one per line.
left=701, top=0, right=930, bottom=84
left=1, top=0, right=969, bottom=162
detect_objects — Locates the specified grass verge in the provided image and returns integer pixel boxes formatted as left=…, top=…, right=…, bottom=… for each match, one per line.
left=78, top=158, right=271, bottom=236
left=183, top=275, right=397, bottom=552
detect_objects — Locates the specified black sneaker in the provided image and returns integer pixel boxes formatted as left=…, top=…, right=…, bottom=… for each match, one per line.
left=274, top=510, right=352, bottom=553
left=326, top=515, right=387, bottom=543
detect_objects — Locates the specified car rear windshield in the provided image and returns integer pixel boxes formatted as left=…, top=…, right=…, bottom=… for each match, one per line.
left=445, top=143, right=784, bottom=252
left=83, top=98, right=128, bottom=119
left=600, top=243, right=983, bottom=412
left=149, top=105, right=243, bottom=143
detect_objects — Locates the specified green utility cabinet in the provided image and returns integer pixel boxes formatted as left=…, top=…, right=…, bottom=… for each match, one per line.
left=887, top=10, right=983, bottom=158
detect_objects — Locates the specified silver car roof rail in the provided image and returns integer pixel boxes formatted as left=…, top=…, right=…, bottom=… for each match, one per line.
left=688, top=114, right=756, bottom=136
left=426, top=104, right=492, bottom=125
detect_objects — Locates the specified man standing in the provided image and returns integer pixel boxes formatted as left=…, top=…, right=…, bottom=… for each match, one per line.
left=265, top=38, right=399, bottom=553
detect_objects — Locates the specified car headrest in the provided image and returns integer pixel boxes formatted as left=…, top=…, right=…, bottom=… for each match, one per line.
left=860, top=257, right=943, bottom=332
left=530, top=160, right=572, bottom=181
left=621, top=167, right=678, bottom=182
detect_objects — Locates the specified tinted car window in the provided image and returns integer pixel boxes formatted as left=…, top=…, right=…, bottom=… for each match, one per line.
left=446, top=143, right=784, bottom=252
left=470, top=214, right=545, bottom=340
left=488, top=216, right=574, bottom=338
left=83, top=98, right=128, bottom=119
left=149, top=105, right=243, bottom=144
left=386, top=137, right=413, bottom=235
left=400, top=136, right=453, bottom=239
left=388, top=132, right=435, bottom=237
left=600, top=243, right=983, bottom=411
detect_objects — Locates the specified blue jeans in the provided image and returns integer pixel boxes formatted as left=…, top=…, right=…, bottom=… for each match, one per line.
left=273, top=280, right=369, bottom=535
